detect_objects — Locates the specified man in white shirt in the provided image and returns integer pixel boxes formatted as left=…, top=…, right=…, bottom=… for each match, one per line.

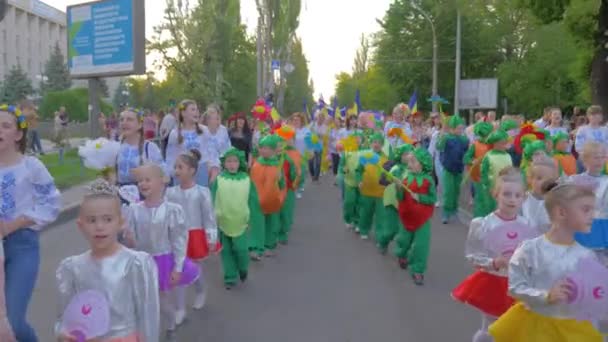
left=533, top=107, right=552, bottom=129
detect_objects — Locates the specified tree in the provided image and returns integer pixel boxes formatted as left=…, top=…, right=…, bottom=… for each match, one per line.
left=142, top=75, right=157, bottom=110
left=1, top=65, right=33, bottom=103
left=112, top=79, right=129, bottom=109
left=42, top=43, right=71, bottom=93
left=521, top=0, right=608, bottom=110
left=353, top=34, right=370, bottom=77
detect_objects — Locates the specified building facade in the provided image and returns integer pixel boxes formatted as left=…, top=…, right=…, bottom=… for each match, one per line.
left=0, top=0, right=66, bottom=85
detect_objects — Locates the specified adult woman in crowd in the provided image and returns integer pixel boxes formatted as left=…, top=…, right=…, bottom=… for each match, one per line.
left=228, top=112, right=253, bottom=161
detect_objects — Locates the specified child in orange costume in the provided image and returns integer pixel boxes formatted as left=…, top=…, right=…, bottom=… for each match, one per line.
left=249, top=135, right=285, bottom=259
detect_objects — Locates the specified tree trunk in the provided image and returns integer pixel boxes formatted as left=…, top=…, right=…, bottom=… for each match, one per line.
left=591, top=0, right=608, bottom=112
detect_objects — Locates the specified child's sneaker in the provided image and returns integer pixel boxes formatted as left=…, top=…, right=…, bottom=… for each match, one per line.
left=360, top=234, right=369, bottom=240
left=442, top=212, right=449, bottom=224
left=249, top=252, right=262, bottom=261
left=225, top=284, right=233, bottom=290
left=193, top=290, right=207, bottom=310
left=412, top=273, right=424, bottom=286
left=175, top=309, right=186, bottom=325
left=239, top=271, right=248, bottom=282
left=398, top=258, right=408, bottom=270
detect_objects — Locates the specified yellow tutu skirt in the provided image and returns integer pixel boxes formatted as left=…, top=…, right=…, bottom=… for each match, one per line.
left=489, top=303, right=602, bottom=342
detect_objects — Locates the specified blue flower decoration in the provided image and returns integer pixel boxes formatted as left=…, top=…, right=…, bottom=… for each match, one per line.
left=305, top=133, right=322, bottom=152
left=359, top=151, right=380, bottom=166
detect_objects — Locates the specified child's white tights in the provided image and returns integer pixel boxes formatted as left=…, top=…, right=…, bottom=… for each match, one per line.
left=472, top=314, right=496, bottom=342
left=175, top=265, right=206, bottom=320
left=160, top=291, right=176, bottom=332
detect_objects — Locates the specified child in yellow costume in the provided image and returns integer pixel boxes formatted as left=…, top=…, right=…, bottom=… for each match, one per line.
left=356, top=132, right=388, bottom=241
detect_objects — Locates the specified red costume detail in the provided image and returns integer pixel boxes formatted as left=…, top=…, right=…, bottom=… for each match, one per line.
left=398, top=178, right=434, bottom=231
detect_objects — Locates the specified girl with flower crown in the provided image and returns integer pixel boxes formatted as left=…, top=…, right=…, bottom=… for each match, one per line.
left=0, top=104, right=61, bottom=341
left=384, top=103, right=413, bottom=148
left=115, top=109, right=166, bottom=190
left=166, top=100, right=221, bottom=187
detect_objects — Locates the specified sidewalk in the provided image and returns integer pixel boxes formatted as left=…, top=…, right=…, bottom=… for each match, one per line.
left=48, top=180, right=93, bottom=229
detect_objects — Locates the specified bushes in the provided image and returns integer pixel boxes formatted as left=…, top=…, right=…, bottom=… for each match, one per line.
left=39, top=87, right=112, bottom=122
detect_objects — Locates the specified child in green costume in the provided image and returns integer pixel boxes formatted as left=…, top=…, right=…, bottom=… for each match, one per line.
left=394, top=147, right=436, bottom=286
left=377, top=144, right=413, bottom=254
left=463, top=122, right=494, bottom=218
left=479, top=130, right=513, bottom=216
left=275, top=127, right=300, bottom=245
left=339, top=131, right=364, bottom=230
left=437, top=114, right=469, bottom=224
left=211, top=148, right=264, bottom=289
left=249, top=135, right=285, bottom=258
left=356, top=132, right=388, bottom=240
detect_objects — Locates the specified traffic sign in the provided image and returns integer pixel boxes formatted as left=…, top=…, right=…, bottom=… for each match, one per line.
left=271, top=60, right=280, bottom=71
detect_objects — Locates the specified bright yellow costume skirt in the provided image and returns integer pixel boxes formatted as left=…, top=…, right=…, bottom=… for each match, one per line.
left=489, top=303, right=602, bottom=342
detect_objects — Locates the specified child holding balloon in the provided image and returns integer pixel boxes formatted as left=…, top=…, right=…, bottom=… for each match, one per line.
left=452, top=167, right=531, bottom=342
left=489, top=181, right=603, bottom=342
left=56, top=179, right=159, bottom=342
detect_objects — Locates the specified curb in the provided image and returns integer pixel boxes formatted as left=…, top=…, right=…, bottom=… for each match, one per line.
left=45, top=202, right=81, bottom=231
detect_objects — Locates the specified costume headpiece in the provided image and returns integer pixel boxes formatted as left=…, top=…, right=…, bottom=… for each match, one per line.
left=392, top=144, right=413, bottom=163
left=486, top=129, right=509, bottom=145
left=513, top=123, right=546, bottom=154
left=220, top=147, right=247, bottom=172
left=412, top=147, right=433, bottom=174
left=448, top=113, right=465, bottom=128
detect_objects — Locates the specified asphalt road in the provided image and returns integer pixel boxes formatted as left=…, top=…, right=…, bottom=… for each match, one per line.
left=30, top=177, right=479, bottom=341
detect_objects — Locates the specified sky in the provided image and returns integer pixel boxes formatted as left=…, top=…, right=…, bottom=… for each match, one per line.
left=47, top=0, right=392, bottom=97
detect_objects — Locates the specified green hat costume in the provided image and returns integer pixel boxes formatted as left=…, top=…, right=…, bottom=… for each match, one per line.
left=499, top=119, right=518, bottom=132
left=486, top=129, right=509, bottom=145
left=221, top=147, right=248, bottom=172
left=259, top=134, right=280, bottom=149
left=412, top=147, right=433, bottom=174
left=552, top=131, right=569, bottom=144
left=473, top=122, right=494, bottom=142
left=391, top=144, right=413, bottom=163
left=448, top=114, right=465, bottom=128
left=369, top=132, right=385, bottom=144
left=523, top=140, right=547, bottom=161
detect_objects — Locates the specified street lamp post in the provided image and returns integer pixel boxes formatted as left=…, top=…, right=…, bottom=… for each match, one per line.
left=411, top=4, right=438, bottom=113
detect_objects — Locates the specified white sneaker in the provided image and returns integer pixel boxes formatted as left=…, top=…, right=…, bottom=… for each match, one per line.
left=193, top=291, right=207, bottom=310
left=360, top=234, right=369, bottom=240
left=346, top=223, right=353, bottom=229
left=435, top=202, right=441, bottom=208
left=175, top=309, right=186, bottom=326
left=296, top=192, right=302, bottom=199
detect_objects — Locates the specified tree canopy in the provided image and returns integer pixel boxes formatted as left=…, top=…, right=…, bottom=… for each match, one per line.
left=335, top=0, right=604, bottom=118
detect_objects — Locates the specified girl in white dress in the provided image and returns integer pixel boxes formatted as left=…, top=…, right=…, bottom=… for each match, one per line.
left=166, top=150, right=218, bottom=325
left=56, top=180, right=159, bottom=342
left=166, top=100, right=220, bottom=187
left=203, top=104, right=232, bottom=179
left=116, top=109, right=165, bottom=189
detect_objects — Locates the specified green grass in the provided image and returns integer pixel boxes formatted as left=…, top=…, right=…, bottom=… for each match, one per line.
left=39, top=149, right=98, bottom=189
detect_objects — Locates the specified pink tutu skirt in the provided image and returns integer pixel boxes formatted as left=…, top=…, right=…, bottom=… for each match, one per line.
left=152, top=253, right=200, bottom=291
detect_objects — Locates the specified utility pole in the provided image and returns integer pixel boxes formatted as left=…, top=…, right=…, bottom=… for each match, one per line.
left=454, top=9, right=461, bottom=115
left=256, top=16, right=263, bottom=97
left=412, top=4, right=438, bottom=113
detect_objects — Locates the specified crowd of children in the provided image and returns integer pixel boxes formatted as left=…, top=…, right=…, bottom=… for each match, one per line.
left=334, top=103, right=608, bottom=341
left=2, top=98, right=608, bottom=341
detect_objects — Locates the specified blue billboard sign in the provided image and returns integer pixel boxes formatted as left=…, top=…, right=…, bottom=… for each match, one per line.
left=67, top=0, right=145, bottom=78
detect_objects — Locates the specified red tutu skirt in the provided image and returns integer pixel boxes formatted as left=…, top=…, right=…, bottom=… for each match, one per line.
left=187, top=229, right=222, bottom=260
left=452, top=270, right=514, bottom=317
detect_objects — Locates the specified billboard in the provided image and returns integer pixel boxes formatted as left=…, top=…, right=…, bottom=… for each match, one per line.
left=458, top=79, right=498, bottom=109
left=67, top=0, right=145, bottom=78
